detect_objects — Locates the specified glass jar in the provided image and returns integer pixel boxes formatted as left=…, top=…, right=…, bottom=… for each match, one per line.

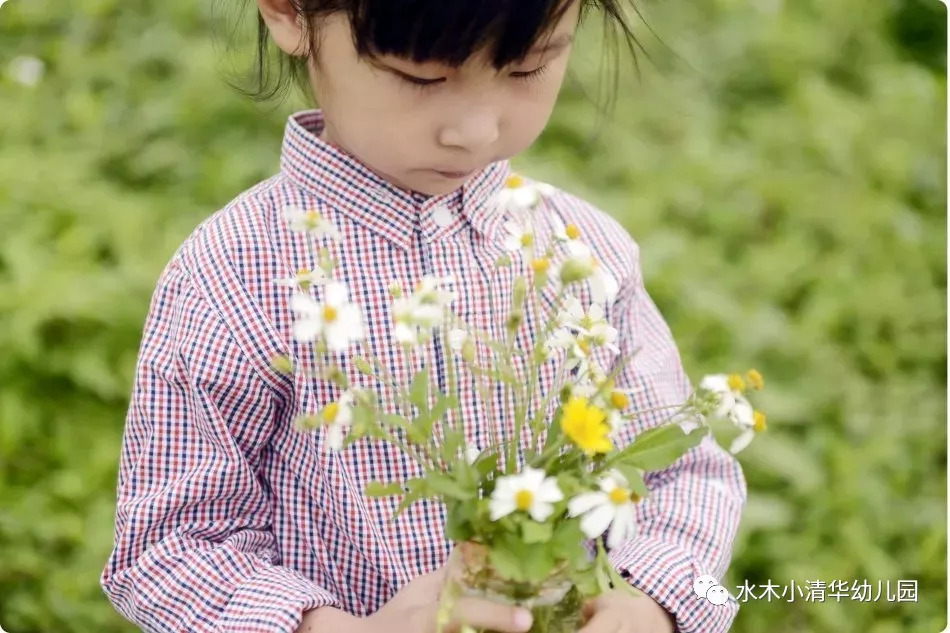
left=441, top=541, right=585, bottom=633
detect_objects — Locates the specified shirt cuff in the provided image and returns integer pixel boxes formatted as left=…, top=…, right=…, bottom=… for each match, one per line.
left=607, top=535, right=738, bottom=633
left=219, top=563, right=342, bottom=632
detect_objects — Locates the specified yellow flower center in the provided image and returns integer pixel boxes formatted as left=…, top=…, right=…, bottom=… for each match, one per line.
left=565, top=224, right=581, bottom=240
left=609, top=487, right=630, bottom=505
left=754, top=411, right=767, bottom=432
left=520, top=233, right=534, bottom=248
left=610, top=390, right=630, bottom=410
left=728, top=374, right=746, bottom=393
left=560, top=397, right=613, bottom=456
left=531, top=258, right=550, bottom=274
left=305, top=210, right=322, bottom=225
left=297, top=267, right=310, bottom=277
left=323, top=305, right=338, bottom=323
left=580, top=315, right=594, bottom=330
left=505, top=174, right=524, bottom=189
left=515, top=489, right=534, bottom=511
left=577, top=339, right=590, bottom=355
left=322, top=402, right=340, bottom=424
left=746, top=369, right=764, bottom=390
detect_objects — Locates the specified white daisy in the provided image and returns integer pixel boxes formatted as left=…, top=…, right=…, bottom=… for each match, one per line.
left=489, top=467, right=563, bottom=523
left=557, top=296, right=619, bottom=350
left=545, top=327, right=592, bottom=373
left=495, top=174, right=555, bottom=214
left=282, top=205, right=342, bottom=240
left=291, top=282, right=365, bottom=352
left=320, top=391, right=355, bottom=451
left=550, top=243, right=619, bottom=305
left=392, top=276, right=457, bottom=345
left=567, top=469, right=640, bottom=549
left=550, top=215, right=582, bottom=244
left=699, top=374, right=766, bottom=454
left=502, top=218, right=536, bottom=254
left=699, top=374, right=738, bottom=418
left=273, top=267, right=329, bottom=289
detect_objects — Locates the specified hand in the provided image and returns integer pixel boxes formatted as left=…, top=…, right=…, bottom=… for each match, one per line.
left=578, top=589, right=676, bottom=633
left=301, top=564, right=535, bottom=633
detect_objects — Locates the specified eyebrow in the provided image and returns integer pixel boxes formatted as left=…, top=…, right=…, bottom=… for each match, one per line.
left=527, top=33, right=574, bottom=56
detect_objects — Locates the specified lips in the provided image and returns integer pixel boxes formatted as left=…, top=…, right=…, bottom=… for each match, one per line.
left=432, top=168, right=476, bottom=179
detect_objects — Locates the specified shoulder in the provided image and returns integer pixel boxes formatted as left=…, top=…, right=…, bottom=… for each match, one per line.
left=167, top=173, right=314, bottom=302
left=156, top=174, right=306, bottom=385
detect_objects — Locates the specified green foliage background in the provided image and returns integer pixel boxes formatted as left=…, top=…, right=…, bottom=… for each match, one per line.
left=0, top=0, right=945, bottom=631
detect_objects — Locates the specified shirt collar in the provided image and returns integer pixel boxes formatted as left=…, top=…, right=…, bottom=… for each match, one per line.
left=279, top=109, right=510, bottom=251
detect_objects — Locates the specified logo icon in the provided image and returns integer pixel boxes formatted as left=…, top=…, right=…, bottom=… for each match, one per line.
left=693, top=574, right=731, bottom=606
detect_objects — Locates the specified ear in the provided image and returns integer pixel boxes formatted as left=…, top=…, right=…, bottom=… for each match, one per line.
left=255, top=0, right=309, bottom=56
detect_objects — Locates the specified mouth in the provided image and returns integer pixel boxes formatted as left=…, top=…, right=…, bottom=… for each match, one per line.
left=429, top=168, right=477, bottom=179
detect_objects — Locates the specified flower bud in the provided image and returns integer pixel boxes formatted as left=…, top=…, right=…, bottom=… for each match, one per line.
left=270, top=353, right=294, bottom=376
left=559, top=259, right=593, bottom=285
left=354, top=357, right=373, bottom=376
left=293, top=413, right=321, bottom=431
left=461, top=340, right=476, bottom=363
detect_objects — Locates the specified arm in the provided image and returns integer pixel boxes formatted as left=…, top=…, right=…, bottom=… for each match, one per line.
left=606, top=242, right=747, bottom=633
left=100, top=258, right=339, bottom=632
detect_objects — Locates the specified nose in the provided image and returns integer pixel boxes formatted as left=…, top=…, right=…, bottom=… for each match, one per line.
left=437, top=104, right=500, bottom=152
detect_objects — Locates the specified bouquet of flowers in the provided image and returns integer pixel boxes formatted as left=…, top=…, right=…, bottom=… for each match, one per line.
left=272, top=175, right=767, bottom=633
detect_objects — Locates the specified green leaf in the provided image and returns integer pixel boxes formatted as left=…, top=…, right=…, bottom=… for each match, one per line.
left=409, top=370, right=430, bottom=411
left=616, top=425, right=707, bottom=472
left=425, top=471, right=470, bottom=500
left=521, top=545, right=557, bottom=583
left=550, top=519, right=587, bottom=564
left=395, top=478, right=430, bottom=517
left=473, top=452, right=500, bottom=479
left=364, top=480, right=404, bottom=498
left=520, top=520, right=553, bottom=544
left=489, top=537, right=527, bottom=582
left=382, top=413, right=410, bottom=429
left=444, top=500, right=475, bottom=542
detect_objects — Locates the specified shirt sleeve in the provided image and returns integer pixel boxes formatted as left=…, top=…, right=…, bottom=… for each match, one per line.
left=100, top=257, right=340, bottom=633
left=605, top=242, right=748, bottom=633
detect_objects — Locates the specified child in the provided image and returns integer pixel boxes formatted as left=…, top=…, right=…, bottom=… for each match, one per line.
left=100, top=1, right=747, bottom=632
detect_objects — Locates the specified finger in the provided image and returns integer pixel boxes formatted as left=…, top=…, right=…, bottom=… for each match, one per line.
left=450, top=596, right=534, bottom=633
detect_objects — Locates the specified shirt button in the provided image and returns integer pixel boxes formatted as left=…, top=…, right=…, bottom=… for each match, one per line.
left=432, top=205, right=454, bottom=228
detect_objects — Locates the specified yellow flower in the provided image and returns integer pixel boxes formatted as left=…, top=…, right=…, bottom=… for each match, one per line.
left=753, top=411, right=767, bottom=432
left=505, top=174, right=524, bottom=189
left=531, top=258, right=550, bottom=274
left=727, top=373, right=746, bottom=393
left=609, top=390, right=630, bottom=410
left=561, top=397, right=613, bottom=455
left=746, top=369, right=765, bottom=390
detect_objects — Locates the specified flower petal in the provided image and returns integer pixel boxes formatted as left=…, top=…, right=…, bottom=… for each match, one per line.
left=489, top=498, right=517, bottom=522
left=579, top=504, right=615, bottom=540
left=528, top=500, right=554, bottom=523
left=537, top=479, right=564, bottom=503
left=730, top=429, right=755, bottom=454
left=568, top=492, right=607, bottom=517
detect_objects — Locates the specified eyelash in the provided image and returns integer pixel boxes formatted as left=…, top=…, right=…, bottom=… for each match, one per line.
left=400, top=64, right=549, bottom=91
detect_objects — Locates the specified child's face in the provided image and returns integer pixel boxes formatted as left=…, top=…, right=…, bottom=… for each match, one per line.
left=261, top=2, right=580, bottom=196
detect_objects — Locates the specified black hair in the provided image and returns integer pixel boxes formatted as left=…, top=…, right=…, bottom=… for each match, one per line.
left=215, top=0, right=652, bottom=113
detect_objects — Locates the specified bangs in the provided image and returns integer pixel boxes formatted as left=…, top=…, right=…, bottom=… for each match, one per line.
left=342, top=0, right=580, bottom=69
